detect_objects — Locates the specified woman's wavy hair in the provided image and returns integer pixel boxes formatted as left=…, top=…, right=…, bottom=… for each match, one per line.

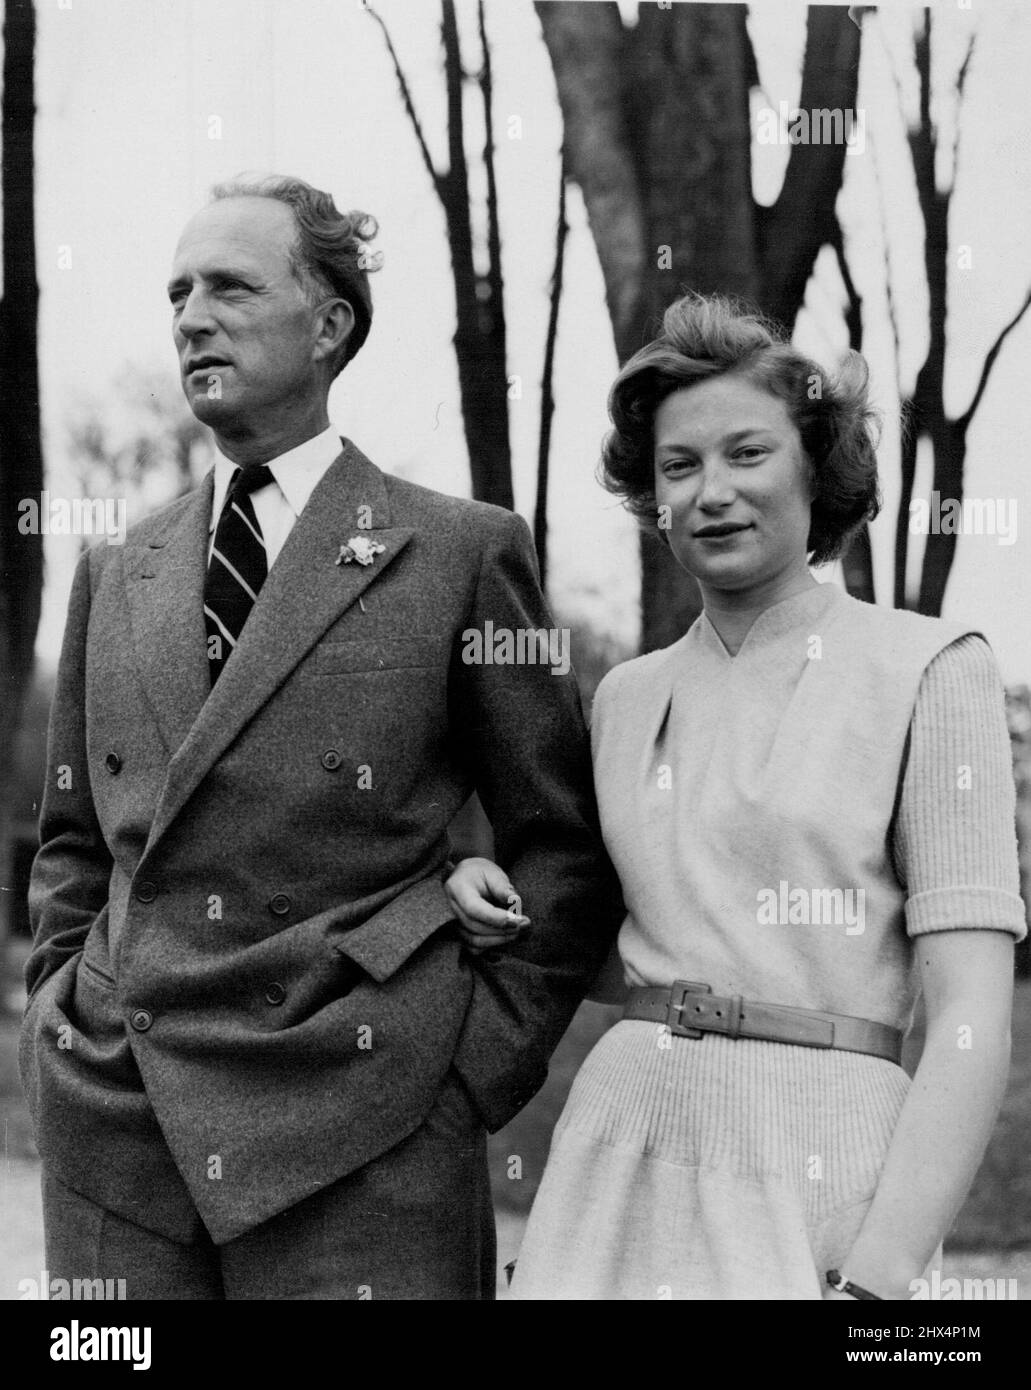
left=211, top=175, right=381, bottom=375
left=600, top=293, right=881, bottom=565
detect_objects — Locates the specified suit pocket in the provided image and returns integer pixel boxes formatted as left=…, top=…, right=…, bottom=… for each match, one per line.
left=315, top=637, right=443, bottom=674
left=80, top=957, right=116, bottom=990
left=332, top=876, right=458, bottom=982
left=24, top=954, right=75, bottom=1016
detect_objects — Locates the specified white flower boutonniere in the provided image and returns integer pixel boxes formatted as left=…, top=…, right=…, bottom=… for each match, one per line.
left=336, top=535, right=386, bottom=567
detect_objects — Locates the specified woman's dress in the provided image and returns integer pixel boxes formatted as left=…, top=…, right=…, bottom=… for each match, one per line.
left=511, top=584, right=1025, bottom=1299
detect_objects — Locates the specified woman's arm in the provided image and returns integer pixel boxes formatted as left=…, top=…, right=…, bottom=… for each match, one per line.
left=827, top=634, right=1024, bottom=1300
left=828, top=928, right=1013, bottom=1300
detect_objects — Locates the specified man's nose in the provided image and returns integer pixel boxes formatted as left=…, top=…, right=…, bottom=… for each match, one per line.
left=175, top=288, right=216, bottom=341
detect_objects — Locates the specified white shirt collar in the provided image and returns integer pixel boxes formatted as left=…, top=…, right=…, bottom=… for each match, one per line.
left=209, top=425, right=344, bottom=531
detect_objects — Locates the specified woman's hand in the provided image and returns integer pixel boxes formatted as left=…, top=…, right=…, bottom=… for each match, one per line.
left=833, top=929, right=1014, bottom=1300
left=445, top=856, right=531, bottom=955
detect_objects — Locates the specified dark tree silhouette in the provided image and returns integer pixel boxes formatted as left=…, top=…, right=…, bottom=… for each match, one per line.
left=830, top=219, right=876, bottom=605
left=0, top=0, right=43, bottom=949
left=534, top=154, right=568, bottom=584
left=368, top=0, right=513, bottom=509
left=880, top=14, right=1031, bottom=615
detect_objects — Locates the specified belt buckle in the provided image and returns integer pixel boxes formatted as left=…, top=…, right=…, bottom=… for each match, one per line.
left=667, top=980, right=712, bottom=1039
left=668, top=981, right=744, bottom=1040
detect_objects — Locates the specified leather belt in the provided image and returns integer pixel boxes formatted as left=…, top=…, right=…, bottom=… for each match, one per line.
left=624, top=981, right=903, bottom=1066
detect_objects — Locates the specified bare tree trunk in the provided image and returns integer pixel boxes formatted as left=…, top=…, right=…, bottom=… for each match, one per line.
left=534, top=3, right=648, bottom=354
left=916, top=273, right=1030, bottom=613
left=840, top=524, right=876, bottom=605
left=830, top=222, right=876, bottom=603
left=634, top=3, right=759, bottom=652
left=894, top=17, right=947, bottom=611
left=537, top=2, right=756, bottom=651
left=0, top=0, right=43, bottom=956
left=439, top=0, right=512, bottom=508
left=888, top=17, right=1031, bottom=615
left=758, top=6, right=862, bottom=326
left=893, top=392, right=919, bottom=608
left=538, top=2, right=862, bottom=651
left=368, top=1, right=513, bottom=509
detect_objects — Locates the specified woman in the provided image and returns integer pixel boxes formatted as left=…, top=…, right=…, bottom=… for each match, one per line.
left=446, top=294, right=1025, bottom=1300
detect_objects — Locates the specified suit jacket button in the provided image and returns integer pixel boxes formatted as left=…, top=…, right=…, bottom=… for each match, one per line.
left=264, top=982, right=287, bottom=1006
left=321, top=749, right=342, bottom=771
left=268, top=893, right=291, bottom=916
left=105, top=752, right=122, bottom=774
left=135, top=881, right=158, bottom=903
left=130, top=1009, right=153, bottom=1032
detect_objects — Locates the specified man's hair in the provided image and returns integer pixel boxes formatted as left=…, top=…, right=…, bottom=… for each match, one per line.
left=601, top=292, right=881, bottom=566
left=210, top=175, right=381, bottom=375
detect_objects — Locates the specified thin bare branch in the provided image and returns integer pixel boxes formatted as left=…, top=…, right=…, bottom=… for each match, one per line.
left=956, top=283, right=1031, bottom=436
left=867, top=127, right=903, bottom=394
left=534, top=152, right=569, bottom=583
left=949, top=32, right=976, bottom=192
left=955, top=31, right=976, bottom=100
left=366, top=4, right=442, bottom=195
left=830, top=221, right=862, bottom=350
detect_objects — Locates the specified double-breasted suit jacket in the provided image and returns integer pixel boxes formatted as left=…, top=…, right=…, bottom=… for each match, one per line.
left=20, top=440, right=623, bottom=1244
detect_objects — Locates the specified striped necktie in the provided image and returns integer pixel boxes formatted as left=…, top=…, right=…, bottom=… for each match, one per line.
left=204, top=464, right=274, bottom=683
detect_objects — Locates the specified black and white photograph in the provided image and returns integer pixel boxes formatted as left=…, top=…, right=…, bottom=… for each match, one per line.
left=1, top=0, right=1029, bottom=1344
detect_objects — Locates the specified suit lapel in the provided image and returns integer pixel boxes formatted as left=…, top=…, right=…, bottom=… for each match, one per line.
left=134, top=440, right=414, bottom=855
left=123, top=474, right=214, bottom=757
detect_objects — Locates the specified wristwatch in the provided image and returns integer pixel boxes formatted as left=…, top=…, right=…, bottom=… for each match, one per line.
left=826, top=1269, right=882, bottom=1300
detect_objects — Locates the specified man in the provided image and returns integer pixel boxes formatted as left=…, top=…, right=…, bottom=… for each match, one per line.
left=20, top=176, right=622, bottom=1299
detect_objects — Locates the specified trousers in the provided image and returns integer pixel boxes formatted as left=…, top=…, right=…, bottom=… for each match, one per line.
left=41, top=1070, right=496, bottom=1300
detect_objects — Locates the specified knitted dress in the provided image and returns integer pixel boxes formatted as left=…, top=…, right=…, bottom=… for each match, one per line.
left=510, top=584, right=1025, bottom=1300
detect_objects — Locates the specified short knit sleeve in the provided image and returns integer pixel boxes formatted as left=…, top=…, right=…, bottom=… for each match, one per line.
left=893, top=633, right=1027, bottom=940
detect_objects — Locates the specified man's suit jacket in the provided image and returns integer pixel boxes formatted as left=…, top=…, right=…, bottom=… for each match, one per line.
left=20, top=440, right=623, bottom=1245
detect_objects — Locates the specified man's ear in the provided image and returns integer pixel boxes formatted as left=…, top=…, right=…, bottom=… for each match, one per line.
left=314, top=297, right=355, bottom=365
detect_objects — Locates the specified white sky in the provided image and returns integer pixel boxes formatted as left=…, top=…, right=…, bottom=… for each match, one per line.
left=15, top=0, right=1031, bottom=682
